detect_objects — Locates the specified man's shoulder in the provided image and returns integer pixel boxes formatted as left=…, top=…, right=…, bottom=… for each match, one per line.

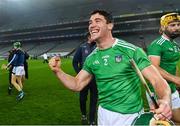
left=80, top=42, right=88, bottom=47
left=150, top=36, right=167, bottom=46
left=115, top=38, right=137, bottom=51
left=86, top=48, right=98, bottom=59
left=15, top=49, right=22, bottom=54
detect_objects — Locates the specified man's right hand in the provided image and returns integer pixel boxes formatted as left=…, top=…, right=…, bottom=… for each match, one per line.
left=48, top=56, right=61, bottom=73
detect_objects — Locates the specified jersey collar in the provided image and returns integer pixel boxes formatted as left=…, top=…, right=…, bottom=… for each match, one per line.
left=112, top=38, right=118, bottom=48
left=96, top=38, right=118, bottom=50
left=161, top=35, right=170, bottom=41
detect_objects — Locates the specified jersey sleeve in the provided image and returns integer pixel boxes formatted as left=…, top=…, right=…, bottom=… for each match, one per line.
left=82, top=57, right=93, bottom=74
left=134, top=48, right=151, bottom=71
left=147, top=42, right=162, bottom=56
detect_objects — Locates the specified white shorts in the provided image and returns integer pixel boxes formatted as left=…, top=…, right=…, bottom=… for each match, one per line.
left=146, top=90, right=180, bottom=109
left=98, top=105, right=143, bottom=126
left=171, top=90, right=180, bottom=109
left=12, top=66, right=25, bottom=76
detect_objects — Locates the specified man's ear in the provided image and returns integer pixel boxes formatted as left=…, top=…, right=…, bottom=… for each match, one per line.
left=108, top=23, right=114, bottom=30
left=160, top=25, right=165, bottom=32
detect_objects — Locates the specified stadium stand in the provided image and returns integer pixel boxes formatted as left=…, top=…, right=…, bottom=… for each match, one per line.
left=49, top=40, right=82, bottom=53
left=0, top=0, right=179, bottom=59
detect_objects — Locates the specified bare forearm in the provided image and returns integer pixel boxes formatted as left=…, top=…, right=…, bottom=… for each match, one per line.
left=151, top=67, right=171, bottom=104
left=154, top=78, right=171, bottom=104
left=49, top=57, right=91, bottom=91
left=143, top=66, right=171, bottom=104
left=156, top=66, right=180, bottom=86
left=143, top=65, right=172, bottom=120
left=54, top=69, right=81, bottom=91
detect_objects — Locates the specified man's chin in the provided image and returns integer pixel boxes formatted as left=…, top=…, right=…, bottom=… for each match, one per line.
left=170, top=34, right=180, bottom=39
left=91, top=36, right=98, bottom=42
left=165, top=31, right=180, bottom=39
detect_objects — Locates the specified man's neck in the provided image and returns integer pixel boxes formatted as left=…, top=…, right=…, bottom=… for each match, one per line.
left=96, top=34, right=115, bottom=50
left=162, top=33, right=172, bottom=41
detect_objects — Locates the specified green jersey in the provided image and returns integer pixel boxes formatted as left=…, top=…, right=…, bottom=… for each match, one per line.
left=83, top=38, right=151, bottom=114
left=147, top=36, right=180, bottom=93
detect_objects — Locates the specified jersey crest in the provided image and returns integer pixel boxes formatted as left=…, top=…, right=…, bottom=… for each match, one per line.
left=115, top=55, right=122, bottom=63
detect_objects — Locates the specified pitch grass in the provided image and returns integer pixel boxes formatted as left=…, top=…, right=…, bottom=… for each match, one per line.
left=0, top=58, right=149, bottom=125
left=0, top=58, right=81, bottom=125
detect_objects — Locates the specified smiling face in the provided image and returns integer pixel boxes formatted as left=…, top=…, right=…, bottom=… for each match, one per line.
left=88, top=12, right=113, bottom=42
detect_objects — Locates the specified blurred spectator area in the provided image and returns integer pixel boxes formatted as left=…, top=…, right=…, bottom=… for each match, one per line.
left=0, top=0, right=179, bottom=59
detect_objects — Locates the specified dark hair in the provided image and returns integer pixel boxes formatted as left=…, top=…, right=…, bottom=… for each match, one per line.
left=85, top=32, right=90, bottom=38
left=13, top=41, right=21, bottom=48
left=90, top=10, right=114, bottom=24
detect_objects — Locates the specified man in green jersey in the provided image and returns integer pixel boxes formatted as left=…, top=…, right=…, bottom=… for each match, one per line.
left=49, top=10, right=172, bottom=125
left=147, top=13, right=180, bottom=123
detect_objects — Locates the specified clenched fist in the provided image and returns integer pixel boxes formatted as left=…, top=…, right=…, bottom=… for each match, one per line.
left=48, top=56, right=61, bottom=73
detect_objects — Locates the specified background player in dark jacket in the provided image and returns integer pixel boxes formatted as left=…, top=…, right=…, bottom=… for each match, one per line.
left=73, top=33, right=97, bottom=125
left=23, top=51, right=29, bottom=80
left=7, top=46, right=29, bottom=95
left=6, top=42, right=25, bottom=101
